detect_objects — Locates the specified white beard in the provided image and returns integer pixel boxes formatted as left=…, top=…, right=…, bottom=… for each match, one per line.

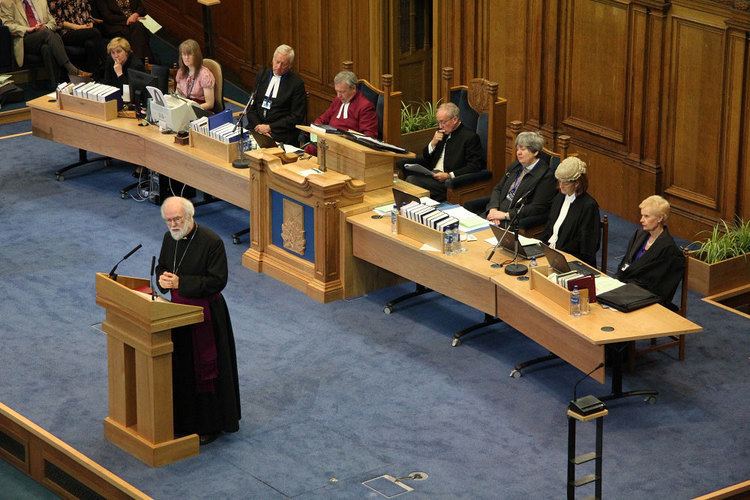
left=170, top=221, right=193, bottom=240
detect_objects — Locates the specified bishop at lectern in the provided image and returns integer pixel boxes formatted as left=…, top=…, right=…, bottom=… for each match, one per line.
left=155, top=196, right=241, bottom=445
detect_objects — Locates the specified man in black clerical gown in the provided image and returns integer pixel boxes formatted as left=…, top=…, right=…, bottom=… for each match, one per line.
left=156, top=196, right=241, bottom=445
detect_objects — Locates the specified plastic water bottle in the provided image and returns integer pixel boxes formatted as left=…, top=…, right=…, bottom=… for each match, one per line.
left=390, top=205, right=398, bottom=234
left=454, top=229, right=464, bottom=253
left=444, top=228, right=454, bottom=255
left=529, top=256, right=538, bottom=268
left=570, top=285, right=581, bottom=317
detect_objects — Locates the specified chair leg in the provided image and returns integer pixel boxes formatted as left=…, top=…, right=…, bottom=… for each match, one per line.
left=680, top=335, right=686, bottom=360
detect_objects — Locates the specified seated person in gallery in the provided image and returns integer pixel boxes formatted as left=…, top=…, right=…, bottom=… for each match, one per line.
left=94, top=0, right=152, bottom=60
left=48, top=0, right=104, bottom=75
left=615, top=195, right=685, bottom=308
left=156, top=196, right=242, bottom=446
left=175, top=38, right=215, bottom=111
left=304, top=70, right=378, bottom=155
left=245, top=44, right=307, bottom=146
left=538, top=157, right=601, bottom=267
left=403, top=102, right=485, bottom=201
left=0, top=0, right=91, bottom=87
left=467, top=131, right=557, bottom=229
left=102, top=36, right=143, bottom=87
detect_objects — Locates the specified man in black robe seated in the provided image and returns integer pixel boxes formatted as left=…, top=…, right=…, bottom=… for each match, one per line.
left=246, top=44, right=307, bottom=146
left=156, top=196, right=241, bottom=445
left=403, top=102, right=485, bottom=201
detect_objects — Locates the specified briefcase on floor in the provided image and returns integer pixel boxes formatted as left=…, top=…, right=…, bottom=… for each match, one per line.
left=597, top=283, right=660, bottom=312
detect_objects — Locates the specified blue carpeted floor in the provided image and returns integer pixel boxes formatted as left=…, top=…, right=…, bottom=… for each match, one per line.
left=1, top=120, right=749, bottom=498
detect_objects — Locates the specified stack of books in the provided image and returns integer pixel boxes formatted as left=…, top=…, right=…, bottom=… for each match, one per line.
left=546, top=271, right=596, bottom=302
left=57, top=81, right=122, bottom=107
left=400, top=201, right=459, bottom=232
left=189, top=109, right=245, bottom=144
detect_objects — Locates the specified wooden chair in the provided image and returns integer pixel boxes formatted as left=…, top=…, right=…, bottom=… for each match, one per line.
left=341, top=61, right=402, bottom=144
left=440, top=67, right=508, bottom=205
left=202, top=58, right=224, bottom=113
left=627, top=248, right=690, bottom=371
left=600, top=215, right=609, bottom=273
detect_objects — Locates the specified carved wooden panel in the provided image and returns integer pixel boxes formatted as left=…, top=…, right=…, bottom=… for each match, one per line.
left=663, top=16, right=724, bottom=214
left=563, top=0, right=629, bottom=143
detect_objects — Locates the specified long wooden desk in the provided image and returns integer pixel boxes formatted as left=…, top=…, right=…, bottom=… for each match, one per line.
left=28, top=97, right=252, bottom=210
left=348, top=212, right=702, bottom=385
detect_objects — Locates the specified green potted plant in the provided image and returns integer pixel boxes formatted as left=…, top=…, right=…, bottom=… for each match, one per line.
left=688, top=218, right=750, bottom=295
left=400, top=100, right=439, bottom=154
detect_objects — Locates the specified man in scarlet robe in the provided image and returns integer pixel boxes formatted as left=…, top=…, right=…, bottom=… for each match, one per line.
left=305, top=70, right=378, bottom=155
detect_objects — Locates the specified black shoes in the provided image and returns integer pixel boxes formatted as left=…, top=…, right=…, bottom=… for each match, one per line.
left=199, top=433, right=220, bottom=446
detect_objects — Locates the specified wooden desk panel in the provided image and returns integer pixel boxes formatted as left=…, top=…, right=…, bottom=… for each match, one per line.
left=350, top=215, right=496, bottom=315
left=29, top=98, right=251, bottom=210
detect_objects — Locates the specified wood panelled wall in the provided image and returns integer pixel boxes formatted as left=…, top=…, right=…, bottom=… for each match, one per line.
left=145, top=0, right=749, bottom=239
left=144, top=0, right=390, bottom=122
left=440, top=0, right=750, bottom=239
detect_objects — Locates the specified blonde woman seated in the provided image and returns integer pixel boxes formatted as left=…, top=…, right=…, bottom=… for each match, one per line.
left=103, top=37, right=144, bottom=87
left=539, top=157, right=601, bottom=267
left=175, top=39, right=215, bottom=111
left=615, top=195, right=685, bottom=308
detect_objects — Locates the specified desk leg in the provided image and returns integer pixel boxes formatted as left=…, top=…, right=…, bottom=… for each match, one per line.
left=383, top=283, right=433, bottom=315
left=55, top=149, right=111, bottom=181
left=598, top=342, right=658, bottom=404
left=452, top=313, right=502, bottom=347
left=509, top=353, right=559, bottom=378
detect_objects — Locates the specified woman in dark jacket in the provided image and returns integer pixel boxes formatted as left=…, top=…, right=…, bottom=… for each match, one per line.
left=102, top=36, right=143, bottom=88
left=539, top=157, right=601, bottom=267
left=615, top=195, right=684, bottom=307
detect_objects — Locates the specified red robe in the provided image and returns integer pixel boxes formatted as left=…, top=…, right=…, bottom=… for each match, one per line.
left=315, top=90, right=378, bottom=137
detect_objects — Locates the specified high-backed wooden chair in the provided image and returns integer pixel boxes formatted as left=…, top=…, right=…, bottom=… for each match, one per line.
left=341, top=61, right=401, bottom=144
left=439, top=67, right=507, bottom=205
left=627, top=249, right=690, bottom=370
left=202, top=58, right=224, bottom=113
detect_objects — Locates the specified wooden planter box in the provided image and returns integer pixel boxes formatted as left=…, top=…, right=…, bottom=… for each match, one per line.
left=400, top=127, right=437, bottom=155
left=688, top=252, right=750, bottom=296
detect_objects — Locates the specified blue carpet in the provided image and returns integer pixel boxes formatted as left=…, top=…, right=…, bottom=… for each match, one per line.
left=0, top=130, right=749, bottom=498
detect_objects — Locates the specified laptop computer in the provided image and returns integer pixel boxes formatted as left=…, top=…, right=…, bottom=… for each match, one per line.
left=252, top=130, right=279, bottom=149
left=540, top=243, right=600, bottom=277
left=392, top=188, right=421, bottom=208
left=489, top=224, right=545, bottom=259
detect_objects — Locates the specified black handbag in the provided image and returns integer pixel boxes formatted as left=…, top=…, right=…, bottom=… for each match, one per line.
left=597, top=282, right=660, bottom=312
left=0, top=83, right=24, bottom=108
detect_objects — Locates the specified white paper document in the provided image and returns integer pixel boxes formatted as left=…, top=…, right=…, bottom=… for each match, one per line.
left=594, top=275, right=626, bottom=294
left=442, top=206, right=490, bottom=231
left=139, top=15, right=162, bottom=34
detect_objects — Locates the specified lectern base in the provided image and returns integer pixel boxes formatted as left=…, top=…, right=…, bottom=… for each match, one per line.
left=104, top=417, right=199, bottom=467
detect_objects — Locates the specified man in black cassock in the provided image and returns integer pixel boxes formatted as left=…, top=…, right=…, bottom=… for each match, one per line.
left=156, top=196, right=241, bottom=445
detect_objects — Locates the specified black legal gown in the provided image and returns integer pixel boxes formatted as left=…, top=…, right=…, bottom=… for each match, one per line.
left=156, top=224, right=241, bottom=436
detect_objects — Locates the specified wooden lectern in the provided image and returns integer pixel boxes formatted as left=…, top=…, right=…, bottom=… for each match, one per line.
left=95, top=272, right=202, bottom=467
left=297, top=125, right=414, bottom=191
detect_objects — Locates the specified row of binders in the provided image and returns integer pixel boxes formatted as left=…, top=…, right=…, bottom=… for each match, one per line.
left=189, top=109, right=245, bottom=144
left=57, top=81, right=122, bottom=106
left=547, top=271, right=596, bottom=301
left=400, top=201, right=459, bottom=232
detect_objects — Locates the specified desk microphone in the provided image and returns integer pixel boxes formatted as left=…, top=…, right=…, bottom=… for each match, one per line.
left=150, top=256, right=157, bottom=301
left=569, top=362, right=606, bottom=415
left=108, top=243, right=142, bottom=281
left=486, top=194, right=528, bottom=263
